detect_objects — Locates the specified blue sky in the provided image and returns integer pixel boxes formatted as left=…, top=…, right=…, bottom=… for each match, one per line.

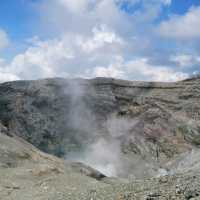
left=169, top=0, right=200, bottom=14
left=0, top=0, right=199, bottom=82
left=0, top=1, right=35, bottom=40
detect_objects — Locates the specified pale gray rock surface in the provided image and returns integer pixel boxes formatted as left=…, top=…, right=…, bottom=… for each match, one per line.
left=0, top=77, right=200, bottom=199
left=0, top=127, right=200, bottom=200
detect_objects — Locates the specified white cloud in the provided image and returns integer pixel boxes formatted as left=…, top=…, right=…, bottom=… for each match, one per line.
left=7, top=37, right=75, bottom=80
left=78, top=25, right=124, bottom=53
left=88, top=57, right=188, bottom=82
left=91, top=65, right=124, bottom=78
left=0, top=29, right=9, bottom=51
left=87, top=56, right=125, bottom=78
left=39, top=0, right=128, bottom=35
left=0, top=58, right=20, bottom=83
left=4, top=29, right=188, bottom=82
left=3, top=26, right=124, bottom=80
left=58, top=0, right=104, bottom=14
left=159, top=6, right=200, bottom=39
left=171, top=54, right=200, bottom=68
left=126, top=58, right=188, bottom=81
left=0, top=71, right=20, bottom=83
left=161, top=0, right=171, bottom=6
left=0, top=0, right=195, bottom=83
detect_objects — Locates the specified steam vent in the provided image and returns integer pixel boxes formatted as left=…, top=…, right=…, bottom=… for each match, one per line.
left=0, top=77, right=200, bottom=199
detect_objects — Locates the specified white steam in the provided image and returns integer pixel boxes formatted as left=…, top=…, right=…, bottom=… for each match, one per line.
left=71, top=138, right=122, bottom=177
left=64, top=79, right=136, bottom=177
left=63, top=79, right=200, bottom=178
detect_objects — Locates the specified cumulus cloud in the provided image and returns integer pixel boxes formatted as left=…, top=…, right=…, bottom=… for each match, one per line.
left=125, top=58, right=188, bottom=81
left=89, top=57, right=188, bottom=82
left=87, top=56, right=125, bottom=78
left=159, top=6, right=200, bottom=39
left=0, top=0, right=197, bottom=83
left=171, top=54, right=200, bottom=68
left=5, top=35, right=187, bottom=81
left=0, top=29, right=20, bottom=82
left=78, top=25, right=124, bottom=53
left=7, top=37, right=75, bottom=80
left=58, top=0, right=90, bottom=13
left=0, top=59, right=20, bottom=83
left=1, top=25, right=124, bottom=80
left=0, top=71, right=20, bottom=83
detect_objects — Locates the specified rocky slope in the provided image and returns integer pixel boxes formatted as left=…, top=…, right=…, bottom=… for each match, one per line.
left=0, top=123, right=108, bottom=200
left=0, top=77, right=200, bottom=199
left=1, top=122, right=200, bottom=200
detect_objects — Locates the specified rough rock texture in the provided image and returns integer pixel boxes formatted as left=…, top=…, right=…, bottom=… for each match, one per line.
left=0, top=77, right=200, bottom=178
left=0, top=123, right=109, bottom=200
left=0, top=123, right=200, bottom=200
left=0, top=77, right=200, bottom=199
left=0, top=125, right=200, bottom=200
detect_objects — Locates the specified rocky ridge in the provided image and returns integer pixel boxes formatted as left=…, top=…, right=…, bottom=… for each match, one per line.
left=0, top=77, right=200, bottom=199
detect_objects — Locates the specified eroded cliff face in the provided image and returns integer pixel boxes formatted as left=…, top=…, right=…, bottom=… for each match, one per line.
left=0, top=77, right=200, bottom=178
